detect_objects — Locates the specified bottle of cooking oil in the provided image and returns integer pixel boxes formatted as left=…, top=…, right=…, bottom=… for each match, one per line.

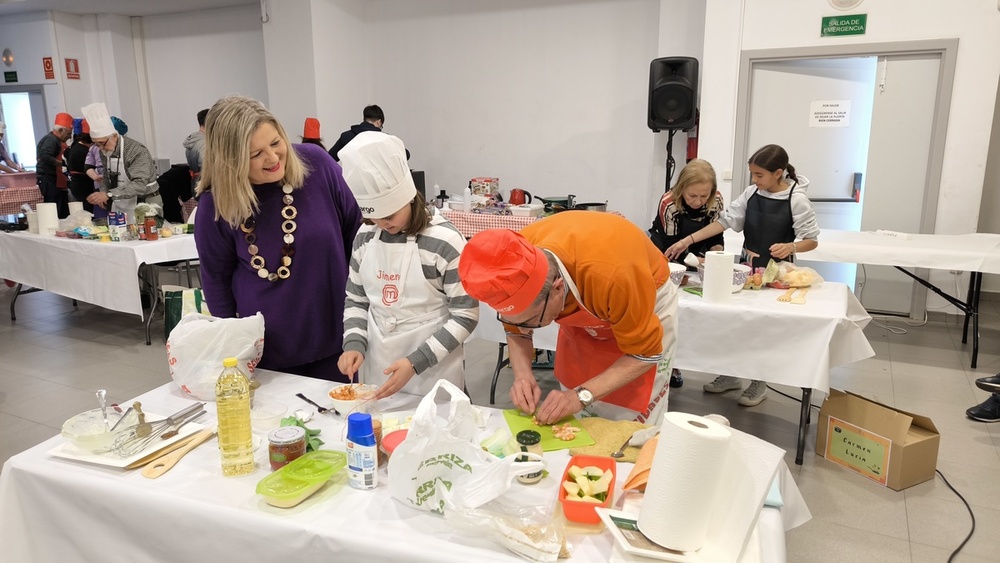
left=216, top=357, right=254, bottom=476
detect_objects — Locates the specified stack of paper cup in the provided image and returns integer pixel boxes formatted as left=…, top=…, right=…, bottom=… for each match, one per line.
left=36, top=203, right=59, bottom=235
left=68, top=201, right=84, bottom=215
left=26, top=211, right=38, bottom=233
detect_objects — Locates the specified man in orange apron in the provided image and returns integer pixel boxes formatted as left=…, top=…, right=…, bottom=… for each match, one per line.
left=459, top=213, right=677, bottom=426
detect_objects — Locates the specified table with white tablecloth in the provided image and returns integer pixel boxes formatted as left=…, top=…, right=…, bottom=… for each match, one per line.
left=0, top=369, right=810, bottom=562
left=0, top=231, right=198, bottom=343
left=471, top=281, right=875, bottom=464
left=796, top=229, right=1000, bottom=368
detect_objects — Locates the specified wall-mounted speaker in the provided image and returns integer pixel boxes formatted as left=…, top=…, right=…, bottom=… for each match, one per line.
left=648, top=57, right=699, bottom=132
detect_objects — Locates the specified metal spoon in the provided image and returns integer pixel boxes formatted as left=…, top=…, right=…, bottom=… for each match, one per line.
left=160, top=410, right=206, bottom=440
left=96, top=389, right=110, bottom=431
left=295, top=393, right=340, bottom=416
left=610, top=436, right=632, bottom=459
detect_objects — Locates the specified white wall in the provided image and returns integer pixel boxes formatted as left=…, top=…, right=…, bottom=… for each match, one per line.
left=0, top=11, right=65, bottom=134
left=261, top=0, right=316, bottom=133
left=142, top=4, right=268, bottom=164
left=978, top=85, right=1000, bottom=291
left=360, top=0, right=661, bottom=225
left=51, top=12, right=103, bottom=121
left=311, top=0, right=367, bottom=150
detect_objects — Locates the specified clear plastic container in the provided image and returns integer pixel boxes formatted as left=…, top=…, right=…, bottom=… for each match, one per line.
left=216, top=357, right=254, bottom=476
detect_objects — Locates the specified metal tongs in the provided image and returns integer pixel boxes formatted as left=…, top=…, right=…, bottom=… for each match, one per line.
left=109, top=403, right=205, bottom=458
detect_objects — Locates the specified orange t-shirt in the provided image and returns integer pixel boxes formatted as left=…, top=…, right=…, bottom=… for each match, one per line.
left=518, top=211, right=669, bottom=358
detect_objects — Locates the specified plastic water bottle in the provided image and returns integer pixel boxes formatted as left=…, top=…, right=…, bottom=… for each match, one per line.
left=216, top=357, right=254, bottom=476
left=346, top=412, right=378, bottom=490
left=463, top=184, right=473, bottom=213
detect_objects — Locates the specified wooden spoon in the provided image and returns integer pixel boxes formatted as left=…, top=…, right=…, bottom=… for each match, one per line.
left=141, top=429, right=215, bottom=479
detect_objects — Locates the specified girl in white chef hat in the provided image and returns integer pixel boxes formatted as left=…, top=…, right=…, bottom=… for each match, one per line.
left=338, top=132, right=479, bottom=402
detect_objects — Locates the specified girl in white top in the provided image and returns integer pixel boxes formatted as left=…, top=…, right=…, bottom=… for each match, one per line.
left=666, top=144, right=820, bottom=406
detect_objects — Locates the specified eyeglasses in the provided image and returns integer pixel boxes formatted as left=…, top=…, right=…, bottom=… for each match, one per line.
left=94, top=137, right=114, bottom=149
left=497, top=284, right=553, bottom=330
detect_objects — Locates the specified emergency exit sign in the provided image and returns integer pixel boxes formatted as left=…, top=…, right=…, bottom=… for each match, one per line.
left=821, top=14, right=867, bottom=37
left=3, top=71, right=16, bottom=83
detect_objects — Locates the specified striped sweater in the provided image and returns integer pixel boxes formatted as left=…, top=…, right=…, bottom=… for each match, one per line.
left=343, top=213, right=479, bottom=374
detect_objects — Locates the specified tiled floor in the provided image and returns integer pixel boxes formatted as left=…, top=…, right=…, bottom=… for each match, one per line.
left=2, top=283, right=999, bottom=562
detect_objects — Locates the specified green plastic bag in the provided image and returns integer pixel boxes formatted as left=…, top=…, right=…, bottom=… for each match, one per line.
left=164, top=288, right=210, bottom=340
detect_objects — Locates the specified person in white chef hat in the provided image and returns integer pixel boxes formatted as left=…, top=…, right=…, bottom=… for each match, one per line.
left=82, top=102, right=162, bottom=223
left=338, top=132, right=479, bottom=403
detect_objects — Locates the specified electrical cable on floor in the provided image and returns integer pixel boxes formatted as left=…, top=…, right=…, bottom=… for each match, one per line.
left=936, top=469, right=975, bottom=562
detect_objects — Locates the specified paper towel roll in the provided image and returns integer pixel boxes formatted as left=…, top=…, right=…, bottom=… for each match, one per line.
left=68, top=201, right=84, bottom=215
left=36, top=203, right=59, bottom=236
left=702, top=251, right=733, bottom=304
left=637, top=412, right=733, bottom=553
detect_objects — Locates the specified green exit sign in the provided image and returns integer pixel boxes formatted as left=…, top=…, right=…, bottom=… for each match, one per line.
left=821, top=14, right=867, bottom=37
left=3, top=71, right=17, bottom=83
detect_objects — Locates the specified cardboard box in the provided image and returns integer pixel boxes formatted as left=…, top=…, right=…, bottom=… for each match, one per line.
left=816, top=389, right=939, bottom=491
left=469, top=176, right=499, bottom=197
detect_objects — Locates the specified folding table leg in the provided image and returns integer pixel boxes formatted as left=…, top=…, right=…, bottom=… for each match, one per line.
left=796, top=388, right=813, bottom=465
left=143, top=264, right=160, bottom=346
left=489, top=343, right=510, bottom=405
left=10, top=282, right=21, bottom=321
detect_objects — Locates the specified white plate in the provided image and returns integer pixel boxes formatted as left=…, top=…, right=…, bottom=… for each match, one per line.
left=48, top=414, right=208, bottom=469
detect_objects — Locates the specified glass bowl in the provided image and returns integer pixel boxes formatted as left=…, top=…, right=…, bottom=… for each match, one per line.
left=61, top=408, right=124, bottom=452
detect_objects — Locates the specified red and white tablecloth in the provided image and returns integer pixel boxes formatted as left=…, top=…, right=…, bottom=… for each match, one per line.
left=0, top=185, right=43, bottom=215
left=439, top=209, right=537, bottom=238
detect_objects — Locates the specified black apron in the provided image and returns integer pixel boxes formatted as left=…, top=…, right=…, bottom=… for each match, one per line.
left=742, top=184, right=796, bottom=270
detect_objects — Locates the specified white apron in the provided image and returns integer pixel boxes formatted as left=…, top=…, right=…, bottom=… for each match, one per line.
left=107, top=136, right=162, bottom=224
left=359, top=230, right=465, bottom=398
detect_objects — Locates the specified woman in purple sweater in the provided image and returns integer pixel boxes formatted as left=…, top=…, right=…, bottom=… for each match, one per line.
left=195, top=96, right=362, bottom=380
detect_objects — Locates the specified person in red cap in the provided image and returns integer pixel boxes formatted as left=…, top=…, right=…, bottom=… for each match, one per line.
left=459, top=213, right=678, bottom=426
left=35, top=112, right=74, bottom=217
left=301, top=117, right=325, bottom=150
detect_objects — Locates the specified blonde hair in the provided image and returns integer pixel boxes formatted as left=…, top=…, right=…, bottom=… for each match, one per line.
left=669, top=158, right=718, bottom=202
left=197, top=95, right=309, bottom=227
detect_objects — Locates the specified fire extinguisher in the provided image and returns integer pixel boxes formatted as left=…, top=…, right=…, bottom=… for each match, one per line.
left=686, top=110, right=699, bottom=162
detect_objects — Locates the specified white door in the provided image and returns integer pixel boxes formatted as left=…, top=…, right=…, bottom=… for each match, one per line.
left=746, top=57, right=877, bottom=290
left=742, top=52, right=943, bottom=315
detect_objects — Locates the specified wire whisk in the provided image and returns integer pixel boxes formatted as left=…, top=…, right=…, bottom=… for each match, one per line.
left=109, top=403, right=205, bottom=458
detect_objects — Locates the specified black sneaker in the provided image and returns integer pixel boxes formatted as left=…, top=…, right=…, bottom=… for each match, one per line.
left=669, top=368, right=684, bottom=388
left=966, top=394, right=1000, bottom=423
left=975, top=374, right=1000, bottom=394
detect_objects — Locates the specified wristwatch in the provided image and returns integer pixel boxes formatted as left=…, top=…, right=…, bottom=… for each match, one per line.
left=575, top=387, right=595, bottom=408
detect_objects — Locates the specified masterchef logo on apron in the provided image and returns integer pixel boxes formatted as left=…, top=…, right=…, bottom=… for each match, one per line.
left=378, top=270, right=402, bottom=306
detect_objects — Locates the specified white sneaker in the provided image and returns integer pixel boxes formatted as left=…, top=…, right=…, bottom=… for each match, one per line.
left=703, top=375, right=743, bottom=394
left=738, top=380, right=768, bottom=406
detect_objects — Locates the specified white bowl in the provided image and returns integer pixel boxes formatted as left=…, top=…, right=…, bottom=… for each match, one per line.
left=667, top=262, right=686, bottom=285
left=61, top=408, right=124, bottom=452
left=327, top=383, right=379, bottom=415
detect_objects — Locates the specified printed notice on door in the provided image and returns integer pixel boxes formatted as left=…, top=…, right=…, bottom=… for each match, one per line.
left=809, top=100, right=850, bottom=128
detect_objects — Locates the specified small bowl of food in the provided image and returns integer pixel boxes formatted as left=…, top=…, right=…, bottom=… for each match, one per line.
left=327, top=383, right=379, bottom=415
left=61, top=408, right=124, bottom=452
left=667, top=262, right=686, bottom=286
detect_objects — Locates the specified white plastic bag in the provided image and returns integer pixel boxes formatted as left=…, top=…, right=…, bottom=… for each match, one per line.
left=387, top=380, right=545, bottom=514
left=165, top=313, right=265, bottom=400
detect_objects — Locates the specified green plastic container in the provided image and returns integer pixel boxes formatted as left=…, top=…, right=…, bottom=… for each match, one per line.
left=256, top=450, right=346, bottom=508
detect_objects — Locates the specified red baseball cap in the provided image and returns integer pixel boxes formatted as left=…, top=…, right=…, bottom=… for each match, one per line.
left=303, top=117, right=320, bottom=139
left=459, top=229, right=548, bottom=316
left=54, top=112, right=73, bottom=129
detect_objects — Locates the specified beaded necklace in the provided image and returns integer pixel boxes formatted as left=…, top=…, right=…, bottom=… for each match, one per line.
left=241, top=185, right=297, bottom=281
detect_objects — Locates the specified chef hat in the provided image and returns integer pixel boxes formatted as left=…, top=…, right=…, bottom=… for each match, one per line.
left=54, top=112, right=73, bottom=129
left=458, top=229, right=549, bottom=316
left=72, top=118, right=83, bottom=136
left=82, top=103, right=116, bottom=138
left=339, top=132, right=416, bottom=219
left=81, top=119, right=90, bottom=134
left=303, top=117, right=320, bottom=139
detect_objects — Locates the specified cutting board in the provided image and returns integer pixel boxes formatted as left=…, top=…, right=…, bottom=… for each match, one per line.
left=502, top=409, right=595, bottom=452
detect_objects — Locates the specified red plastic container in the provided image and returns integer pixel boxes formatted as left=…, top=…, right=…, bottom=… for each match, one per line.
left=558, top=454, right=617, bottom=525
